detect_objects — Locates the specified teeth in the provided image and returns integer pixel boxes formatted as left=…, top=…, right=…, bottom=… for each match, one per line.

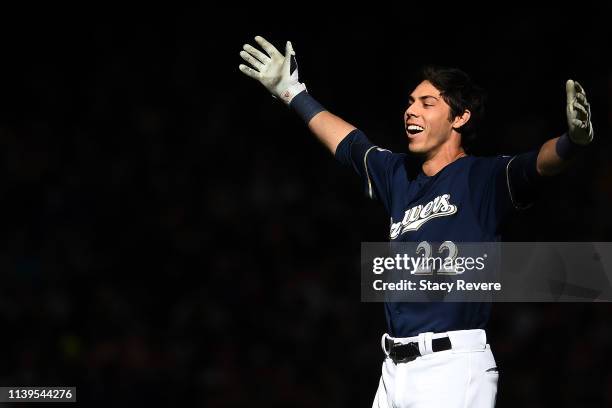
left=407, top=125, right=424, bottom=131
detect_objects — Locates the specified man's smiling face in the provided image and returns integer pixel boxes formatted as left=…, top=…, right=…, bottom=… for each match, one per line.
left=404, top=80, right=456, bottom=156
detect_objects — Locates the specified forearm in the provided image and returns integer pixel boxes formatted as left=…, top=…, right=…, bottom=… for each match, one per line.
left=536, top=136, right=571, bottom=176
left=536, top=133, right=588, bottom=176
left=307, top=111, right=356, bottom=155
left=289, top=91, right=356, bottom=155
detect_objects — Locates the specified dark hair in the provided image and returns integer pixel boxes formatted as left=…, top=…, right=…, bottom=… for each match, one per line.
left=420, top=66, right=486, bottom=149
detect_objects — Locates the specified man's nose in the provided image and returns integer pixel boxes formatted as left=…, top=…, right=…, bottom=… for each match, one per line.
left=405, top=106, right=418, bottom=119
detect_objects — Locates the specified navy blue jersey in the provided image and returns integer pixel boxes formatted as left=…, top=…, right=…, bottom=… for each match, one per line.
left=336, top=129, right=535, bottom=337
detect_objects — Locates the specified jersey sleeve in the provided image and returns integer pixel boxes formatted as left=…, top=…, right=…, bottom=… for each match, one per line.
left=334, top=129, right=405, bottom=211
left=469, top=151, right=541, bottom=233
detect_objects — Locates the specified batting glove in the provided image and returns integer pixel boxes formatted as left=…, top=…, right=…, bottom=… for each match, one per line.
left=239, top=36, right=307, bottom=105
left=566, top=79, right=593, bottom=145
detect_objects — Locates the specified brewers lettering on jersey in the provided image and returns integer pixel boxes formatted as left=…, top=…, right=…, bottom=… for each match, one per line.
left=239, top=36, right=594, bottom=408
left=389, top=193, right=457, bottom=238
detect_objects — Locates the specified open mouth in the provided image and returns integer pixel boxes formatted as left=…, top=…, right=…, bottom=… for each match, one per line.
left=406, top=124, right=425, bottom=136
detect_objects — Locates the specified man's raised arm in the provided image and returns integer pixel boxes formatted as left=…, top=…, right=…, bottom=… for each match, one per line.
left=239, top=36, right=355, bottom=154
left=500, top=79, right=595, bottom=211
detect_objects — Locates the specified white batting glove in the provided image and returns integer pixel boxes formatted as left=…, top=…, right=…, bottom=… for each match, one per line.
left=566, top=79, right=593, bottom=145
left=239, top=36, right=307, bottom=105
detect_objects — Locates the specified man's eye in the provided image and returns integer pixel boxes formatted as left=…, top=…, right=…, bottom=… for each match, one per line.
left=424, top=104, right=434, bottom=107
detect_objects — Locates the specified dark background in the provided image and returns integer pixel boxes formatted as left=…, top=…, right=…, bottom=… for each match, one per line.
left=0, top=6, right=611, bottom=407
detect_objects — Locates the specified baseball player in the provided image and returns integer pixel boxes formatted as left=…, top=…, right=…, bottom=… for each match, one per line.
left=238, top=36, right=593, bottom=407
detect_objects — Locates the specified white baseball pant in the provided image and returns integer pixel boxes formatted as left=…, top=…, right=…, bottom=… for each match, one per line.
left=372, top=329, right=498, bottom=408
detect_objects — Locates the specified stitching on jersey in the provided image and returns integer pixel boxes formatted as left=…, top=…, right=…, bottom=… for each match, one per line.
left=364, top=146, right=377, bottom=199
left=506, top=156, right=533, bottom=210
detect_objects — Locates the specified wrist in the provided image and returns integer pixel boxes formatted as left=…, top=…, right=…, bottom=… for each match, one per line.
left=556, top=132, right=589, bottom=160
left=568, top=129, right=593, bottom=146
left=289, top=90, right=326, bottom=123
left=279, top=82, right=307, bottom=105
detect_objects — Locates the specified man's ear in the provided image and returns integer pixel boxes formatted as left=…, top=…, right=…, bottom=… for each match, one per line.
left=452, top=109, right=471, bottom=130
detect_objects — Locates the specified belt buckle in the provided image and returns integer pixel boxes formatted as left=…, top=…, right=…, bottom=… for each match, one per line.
left=390, top=341, right=420, bottom=363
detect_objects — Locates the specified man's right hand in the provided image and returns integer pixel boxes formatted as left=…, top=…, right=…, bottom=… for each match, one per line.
left=239, top=36, right=306, bottom=105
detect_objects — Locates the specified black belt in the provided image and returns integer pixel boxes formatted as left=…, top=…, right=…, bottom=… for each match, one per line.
left=386, top=336, right=452, bottom=363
